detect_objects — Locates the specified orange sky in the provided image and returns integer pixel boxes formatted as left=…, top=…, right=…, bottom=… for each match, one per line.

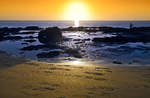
left=0, top=0, right=150, bottom=20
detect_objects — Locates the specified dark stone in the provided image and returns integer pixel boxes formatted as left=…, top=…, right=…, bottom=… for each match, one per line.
left=38, top=27, right=62, bottom=45
left=5, top=36, right=23, bottom=40
left=21, top=45, right=47, bottom=51
left=37, top=51, right=60, bottom=58
left=83, top=39, right=91, bottom=41
left=62, top=26, right=150, bottom=35
left=0, top=33, right=5, bottom=41
left=93, top=34, right=150, bottom=43
left=24, top=39, right=36, bottom=43
left=24, top=26, right=41, bottom=30
left=0, top=27, right=22, bottom=34
left=93, top=36, right=127, bottom=43
left=113, top=61, right=122, bottom=64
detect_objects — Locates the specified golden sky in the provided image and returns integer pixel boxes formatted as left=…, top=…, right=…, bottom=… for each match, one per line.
left=0, top=0, right=150, bottom=20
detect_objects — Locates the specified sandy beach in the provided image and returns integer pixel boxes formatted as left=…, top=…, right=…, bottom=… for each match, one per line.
left=0, top=51, right=150, bottom=98
left=0, top=0, right=150, bottom=97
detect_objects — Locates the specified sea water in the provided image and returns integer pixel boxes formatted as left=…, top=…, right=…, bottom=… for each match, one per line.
left=0, top=21, right=150, bottom=66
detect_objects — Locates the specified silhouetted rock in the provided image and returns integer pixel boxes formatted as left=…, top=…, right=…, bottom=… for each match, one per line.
left=24, top=26, right=41, bottom=30
left=21, top=45, right=47, bottom=51
left=5, top=36, right=23, bottom=40
left=24, top=39, right=36, bottom=43
left=113, top=61, right=122, bottom=64
left=93, top=35, right=127, bottom=43
left=0, top=33, right=5, bottom=41
left=0, top=27, right=22, bottom=34
left=93, top=34, right=150, bottom=43
left=37, top=51, right=60, bottom=58
left=38, top=27, right=62, bottom=45
left=62, top=26, right=150, bottom=34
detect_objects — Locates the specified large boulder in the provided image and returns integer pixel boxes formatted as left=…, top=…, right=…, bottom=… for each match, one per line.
left=38, top=27, right=62, bottom=45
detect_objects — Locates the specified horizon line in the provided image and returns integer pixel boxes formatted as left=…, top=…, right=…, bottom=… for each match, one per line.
left=0, top=20, right=150, bottom=22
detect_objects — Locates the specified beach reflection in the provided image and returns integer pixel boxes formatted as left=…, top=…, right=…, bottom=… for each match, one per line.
left=71, top=60, right=83, bottom=65
left=63, top=59, right=88, bottom=66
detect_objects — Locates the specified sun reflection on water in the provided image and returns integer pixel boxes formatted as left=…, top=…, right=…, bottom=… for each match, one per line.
left=74, top=19, right=79, bottom=27
left=71, top=60, right=82, bottom=65
left=63, top=59, right=88, bottom=66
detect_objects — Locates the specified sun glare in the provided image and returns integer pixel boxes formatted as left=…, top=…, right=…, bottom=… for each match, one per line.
left=74, top=19, right=79, bottom=27
left=65, top=2, right=89, bottom=27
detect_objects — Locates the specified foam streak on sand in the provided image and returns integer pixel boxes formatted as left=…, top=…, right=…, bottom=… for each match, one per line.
left=0, top=52, right=150, bottom=98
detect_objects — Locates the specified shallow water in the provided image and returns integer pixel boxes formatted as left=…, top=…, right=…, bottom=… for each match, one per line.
left=0, top=30, right=150, bottom=66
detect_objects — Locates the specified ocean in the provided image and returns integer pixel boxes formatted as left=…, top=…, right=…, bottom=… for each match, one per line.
left=0, top=21, right=150, bottom=66
left=0, top=21, right=150, bottom=28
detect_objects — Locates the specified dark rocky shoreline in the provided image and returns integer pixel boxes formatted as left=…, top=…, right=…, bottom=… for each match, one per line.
left=1, top=26, right=150, bottom=42
left=0, top=26, right=150, bottom=61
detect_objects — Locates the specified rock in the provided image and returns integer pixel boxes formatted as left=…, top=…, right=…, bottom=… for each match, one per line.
left=113, top=61, right=122, bottom=64
left=93, top=36, right=128, bottom=43
left=24, top=39, right=36, bottom=43
left=21, top=45, right=47, bottom=51
left=83, top=39, right=91, bottom=41
left=0, top=27, right=22, bottom=34
left=37, top=51, right=60, bottom=58
left=93, top=34, right=150, bottom=43
left=5, top=36, right=23, bottom=40
left=24, top=26, right=41, bottom=30
left=73, top=39, right=81, bottom=41
left=0, top=33, right=5, bottom=41
left=38, top=27, right=62, bottom=45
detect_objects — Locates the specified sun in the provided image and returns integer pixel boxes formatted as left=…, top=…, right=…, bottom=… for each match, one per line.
left=64, top=2, right=89, bottom=27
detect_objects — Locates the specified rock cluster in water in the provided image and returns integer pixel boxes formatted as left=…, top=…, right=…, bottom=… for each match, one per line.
left=1, top=26, right=150, bottom=59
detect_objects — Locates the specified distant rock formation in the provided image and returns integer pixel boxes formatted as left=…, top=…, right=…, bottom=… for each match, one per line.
left=23, top=26, right=41, bottom=30
left=93, top=34, right=150, bottom=43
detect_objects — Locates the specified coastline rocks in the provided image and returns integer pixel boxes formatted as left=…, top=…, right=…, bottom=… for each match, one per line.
left=38, top=27, right=62, bottom=45
left=0, top=34, right=23, bottom=41
left=37, top=51, right=60, bottom=58
left=5, top=36, right=23, bottom=40
left=24, top=39, right=36, bottom=43
left=0, top=33, right=5, bottom=41
left=93, top=35, right=128, bottom=43
left=62, top=26, right=150, bottom=33
left=21, top=45, right=47, bottom=51
left=113, top=61, right=123, bottom=64
left=23, top=26, right=41, bottom=30
left=93, top=35, right=150, bottom=43
left=0, top=27, right=22, bottom=34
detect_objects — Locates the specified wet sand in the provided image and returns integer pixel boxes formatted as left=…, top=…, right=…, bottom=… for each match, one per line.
left=0, top=52, right=150, bottom=98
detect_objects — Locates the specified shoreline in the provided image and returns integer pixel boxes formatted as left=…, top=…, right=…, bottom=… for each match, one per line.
left=0, top=52, right=150, bottom=98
